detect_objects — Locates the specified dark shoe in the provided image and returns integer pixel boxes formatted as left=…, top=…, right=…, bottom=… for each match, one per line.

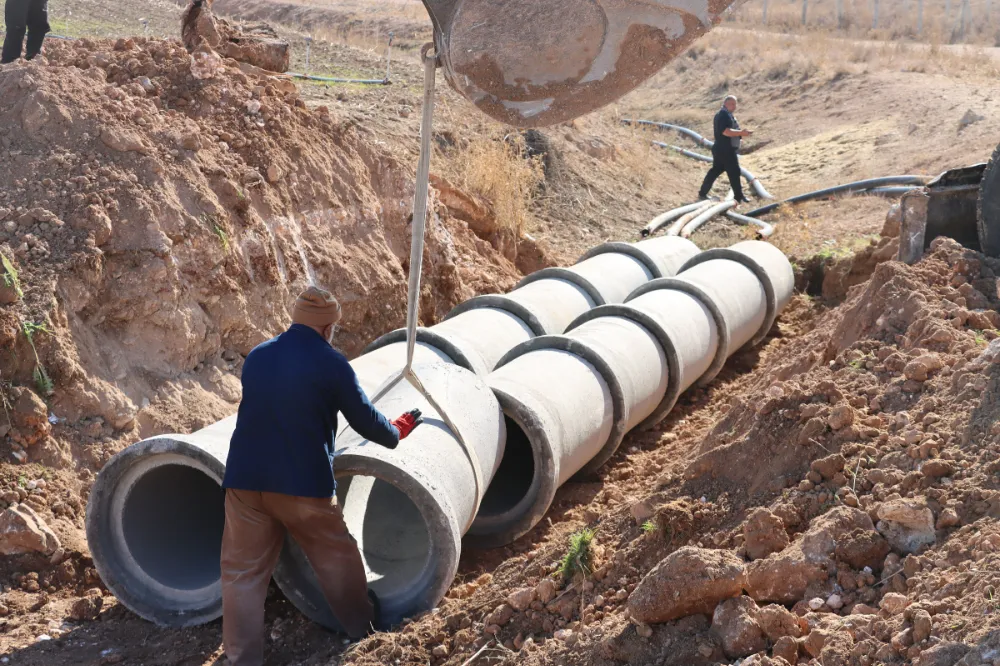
left=367, top=589, right=389, bottom=633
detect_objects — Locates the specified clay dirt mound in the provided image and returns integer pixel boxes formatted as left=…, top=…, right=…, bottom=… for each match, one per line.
left=0, top=33, right=527, bottom=651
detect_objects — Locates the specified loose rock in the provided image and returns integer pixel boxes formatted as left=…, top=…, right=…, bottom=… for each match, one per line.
left=711, top=596, right=766, bottom=658
left=877, top=499, right=936, bottom=553
left=0, top=505, right=61, bottom=556
left=744, top=508, right=790, bottom=561
left=507, top=588, right=536, bottom=612
left=628, top=547, right=746, bottom=624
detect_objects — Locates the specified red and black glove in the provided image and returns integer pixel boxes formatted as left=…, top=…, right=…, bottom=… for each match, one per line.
left=391, top=408, right=424, bottom=440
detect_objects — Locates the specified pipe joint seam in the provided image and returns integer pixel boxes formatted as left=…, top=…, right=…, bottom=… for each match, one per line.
left=625, top=278, right=731, bottom=387
left=497, top=335, right=628, bottom=477
left=363, top=327, right=487, bottom=375
left=464, top=389, right=560, bottom=549
left=576, top=242, right=664, bottom=279
left=566, top=304, right=682, bottom=430
left=679, top=249, right=777, bottom=347
left=442, top=295, right=547, bottom=338
left=515, top=268, right=605, bottom=308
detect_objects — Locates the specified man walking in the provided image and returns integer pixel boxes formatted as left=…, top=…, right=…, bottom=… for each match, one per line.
left=698, top=95, right=754, bottom=204
left=221, top=286, right=424, bottom=666
left=2, top=0, right=50, bottom=64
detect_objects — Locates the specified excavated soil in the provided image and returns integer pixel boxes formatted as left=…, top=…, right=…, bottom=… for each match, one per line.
left=3, top=7, right=1000, bottom=666
left=338, top=235, right=1000, bottom=666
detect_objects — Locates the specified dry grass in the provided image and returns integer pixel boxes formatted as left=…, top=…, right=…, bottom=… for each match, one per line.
left=616, top=136, right=662, bottom=190
left=729, top=0, right=1000, bottom=45
left=448, top=132, right=545, bottom=236
left=669, top=28, right=1000, bottom=85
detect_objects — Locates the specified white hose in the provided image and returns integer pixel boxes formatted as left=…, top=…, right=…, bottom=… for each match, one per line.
left=681, top=200, right=738, bottom=238
left=666, top=201, right=716, bottom=236
left=642, top=202, right=708, bottom=236
left=726, top=210, right=775, bottom=237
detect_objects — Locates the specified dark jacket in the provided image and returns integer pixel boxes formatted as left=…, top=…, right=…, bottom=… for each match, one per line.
left=223, top=324, right=399, bottom=498
left=712, top=107, right=740, bottom=156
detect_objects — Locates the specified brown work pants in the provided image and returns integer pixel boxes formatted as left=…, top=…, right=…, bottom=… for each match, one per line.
left=221, top=489, right=374, bottom=666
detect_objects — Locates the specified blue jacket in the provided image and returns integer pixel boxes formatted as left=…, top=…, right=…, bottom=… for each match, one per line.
left=223, top=324, right=399, bottom=498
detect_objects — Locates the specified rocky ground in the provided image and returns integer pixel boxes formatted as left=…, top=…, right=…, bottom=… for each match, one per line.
left=2, top=2, right=1000, bottom=666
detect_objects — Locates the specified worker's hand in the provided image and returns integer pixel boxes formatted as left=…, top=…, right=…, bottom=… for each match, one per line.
left=743, top=129, right=754, bottom=137
left=392, top=409, right=424, bottom=440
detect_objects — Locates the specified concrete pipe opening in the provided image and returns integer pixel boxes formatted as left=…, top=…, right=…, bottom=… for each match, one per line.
left=467, top=414, right=545, bottom=546
left=86, top=443, right=228, bottom=627
left=122, top=464, right=225, bottom=592
left=465, top=396, right=558, bottom=548
left=273, top=466, right=442, bottom=631
left=275, top=362, right=503, bottom=629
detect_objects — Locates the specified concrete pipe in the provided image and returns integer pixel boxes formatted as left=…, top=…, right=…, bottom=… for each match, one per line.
left=357, top=307, right=537, bottom=388
left=469, top=241, right=793, bottom=548
left=570, top=287, right=720, bottom=429
left=453, top=236, right=699, bottom=336
left=85, top=414, right=236, bottom=626
left=624, top=240, right=793, bottom=386
left=355, top=237, right=700, bottom=390
left=272, top=363, right=505, bottom=629
left=470, top=338, right=622, bottom=547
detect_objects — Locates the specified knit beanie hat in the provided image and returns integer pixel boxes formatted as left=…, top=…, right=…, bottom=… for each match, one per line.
left=292, top=286, right=342, bottom=328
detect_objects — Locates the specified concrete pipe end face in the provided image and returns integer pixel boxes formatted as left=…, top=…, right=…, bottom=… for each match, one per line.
left=85, top=437, right=227, bottom=627
left=275, top=362, right=505, bottom=629
left=464, top=387, right=560, bottom=550
left=361, top=326, right=488, bottom=376
left=727, top=240, right=796, bottom=310
left=632, top=236, right=701, bottom=276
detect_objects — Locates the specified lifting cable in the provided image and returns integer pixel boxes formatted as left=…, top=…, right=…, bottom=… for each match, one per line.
left=367, top=43, right=484, bottom=530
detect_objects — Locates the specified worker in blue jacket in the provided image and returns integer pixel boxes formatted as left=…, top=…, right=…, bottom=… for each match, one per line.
left=220, top=286, right=423, bottom=666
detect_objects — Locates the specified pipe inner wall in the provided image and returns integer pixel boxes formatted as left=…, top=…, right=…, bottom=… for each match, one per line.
left=86, top=415, right=235, bottom=626
left=273, top=362, right=505, bottom=628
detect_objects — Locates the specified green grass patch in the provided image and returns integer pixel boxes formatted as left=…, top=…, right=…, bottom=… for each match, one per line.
left=641, top=520, right=657, bottom=534
left=22, top=321, right=54, bottom=397
left=559, top=527, right=596, bottom=583
left=213, top=224, right=230, bottom=252
left=1, top=253, right=22, bottom=299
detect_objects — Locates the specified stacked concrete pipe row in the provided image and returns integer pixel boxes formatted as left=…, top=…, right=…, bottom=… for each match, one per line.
left=249, top=239, right=793, bottom=630
left=85, top=236, right=700, bottom=629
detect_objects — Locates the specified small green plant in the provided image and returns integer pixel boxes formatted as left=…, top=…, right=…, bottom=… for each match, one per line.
left=17, top=475, right=27, bottom=489
left=22, top=321, right=54, bottom=397
left=559, top=527, right=596, bottom=583
left=848, top=352, right=874, bottom=371
left=1, top=253, right=22, bottom=298
left=213, top=224, right=230, bottom=252
left=641, top=520, right=658, bottom=534
left=973, top=330, right=988, bottom=346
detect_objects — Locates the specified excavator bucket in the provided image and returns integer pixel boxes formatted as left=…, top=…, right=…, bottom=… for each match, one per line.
left=420, top=0, right=740, bottom=128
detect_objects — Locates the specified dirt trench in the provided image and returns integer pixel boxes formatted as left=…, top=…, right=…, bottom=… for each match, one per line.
left=3, top=25, right=1000, bottom=666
